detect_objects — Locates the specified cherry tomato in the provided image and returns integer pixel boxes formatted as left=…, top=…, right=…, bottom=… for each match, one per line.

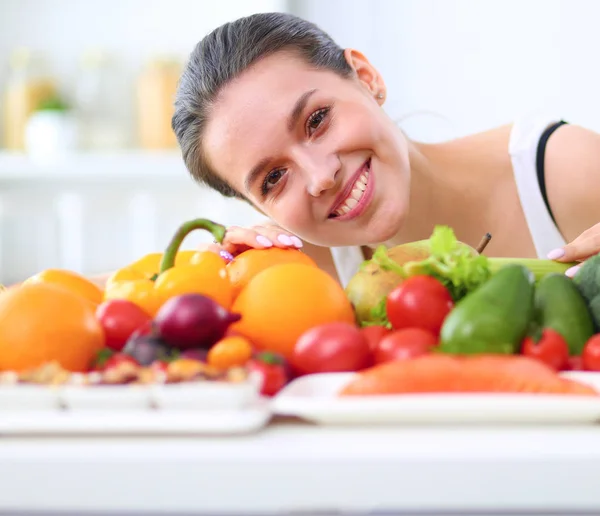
left=521, top=329, right=569, bottom=371
left=582, top=334, right=600, bottom=371
left=360, top=325, right=392, bottom=353
left=566, top=356, right=584, bottom=372
left=292, top=322, right=371, bottom=375
left=95, top=299, right=153, bottom=352
left=247, top=352, right=290, bottom=396
left=150, top=360, right=169, bottom=374
left=374, top=327, right=437, bottom=364
left=386, top=276, right=454, bottom=335
left=93, top=349, right=139, bottom=371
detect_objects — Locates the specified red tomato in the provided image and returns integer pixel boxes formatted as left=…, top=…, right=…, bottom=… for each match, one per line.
left=566, top=356, right=584, bottom=372
left=96, top=299, right=153, bottom=352
left=93, top=349, right=139, bottom=371
left=386, top=276, right=454, bottom=335
left=360, top=325, right=392, bottom=353
left=582, top=334, right=600, bottom=372
left=105, top=352, right=139, bottom=370
left=150, top=360, right=169, bottom=374
left=521, top=329, right=569, bottom=371
left=247, top=352, right=289, bottom=396
left=374, top=328, right=437, bottom=364
left=292, top=322, right=371, bottom=375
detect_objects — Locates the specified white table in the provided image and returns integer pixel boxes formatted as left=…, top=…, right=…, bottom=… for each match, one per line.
left=0, top=420, right=600, bottom=515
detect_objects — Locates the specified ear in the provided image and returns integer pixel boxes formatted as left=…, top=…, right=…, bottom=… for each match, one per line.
left=343, top=48, right=387, bottom=105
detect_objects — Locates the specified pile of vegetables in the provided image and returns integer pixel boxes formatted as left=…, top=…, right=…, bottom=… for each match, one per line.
left=336, top=225, right=600, bottom=374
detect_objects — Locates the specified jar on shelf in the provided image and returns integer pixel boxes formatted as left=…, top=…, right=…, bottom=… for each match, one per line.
left=136, top=57, right=182, bottom=150
left=3, top=48, right=57, bottom=151
left=73, top=50, right=130, bottom=151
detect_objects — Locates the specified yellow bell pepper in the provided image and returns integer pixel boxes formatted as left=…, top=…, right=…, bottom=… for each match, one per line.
left=104, top=218, right=233, bottom=315
left=105, top=250, right=199, bottom=289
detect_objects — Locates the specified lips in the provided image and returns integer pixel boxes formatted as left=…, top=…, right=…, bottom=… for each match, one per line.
left=329, top=158, right=371, bottom=218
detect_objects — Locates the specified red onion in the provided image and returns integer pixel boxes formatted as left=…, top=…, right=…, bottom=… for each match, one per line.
left=154, top=294, right=241, bottom=350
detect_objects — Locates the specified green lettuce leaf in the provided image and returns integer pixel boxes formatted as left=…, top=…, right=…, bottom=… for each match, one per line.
left=372, top=225, right=491, bottom=302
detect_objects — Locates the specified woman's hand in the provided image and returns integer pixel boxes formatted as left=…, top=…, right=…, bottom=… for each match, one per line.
left=547, top=222, right=600, bottom=277
left=198, top=222, right=304, bottom=258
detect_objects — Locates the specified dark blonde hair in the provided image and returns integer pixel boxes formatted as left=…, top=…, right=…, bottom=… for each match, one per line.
left=172, top=12, right=353, bottom=199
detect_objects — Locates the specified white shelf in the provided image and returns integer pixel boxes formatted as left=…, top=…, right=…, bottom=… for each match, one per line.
left=1, top=421, right=600, bottom=513
left=0, top=150, right=193, bottom=182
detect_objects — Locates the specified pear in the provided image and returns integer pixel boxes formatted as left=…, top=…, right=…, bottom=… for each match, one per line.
left=345, top=239, right=478, bottom=326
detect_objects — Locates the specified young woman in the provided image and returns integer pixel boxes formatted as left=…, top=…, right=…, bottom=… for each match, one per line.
left=171, top=11, right=600, bottom=286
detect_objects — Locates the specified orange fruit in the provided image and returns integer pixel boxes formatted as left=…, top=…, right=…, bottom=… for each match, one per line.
left=231, top=263, right=356, bottom=360
left=226, top=248, right=317, bottom=298
left=24, top=268, right=104, bottom=306
left=0, top=283, right=105, bottom=372
left=154, top=251, right=233, bottom=309
left=207, top=336, right=254, bottom=370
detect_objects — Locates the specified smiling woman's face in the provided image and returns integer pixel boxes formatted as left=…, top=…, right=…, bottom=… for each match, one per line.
left=203, top=49, right=412, bottom=247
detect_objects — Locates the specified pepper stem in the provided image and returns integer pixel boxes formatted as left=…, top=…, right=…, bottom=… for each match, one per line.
left=159, top=218, right=227, bottom=273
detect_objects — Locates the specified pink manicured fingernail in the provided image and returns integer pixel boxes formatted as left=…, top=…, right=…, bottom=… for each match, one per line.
left=565, top=265, right=581, bottom=278
left=219, top=250, right=234, bottom=263
left=290, top=236, right=303, bottom=248
left=256, top=235, right=273, bottom=247
left=277, top=234, right=293, bottom=246
left=547, top=248, right=565, bottom=260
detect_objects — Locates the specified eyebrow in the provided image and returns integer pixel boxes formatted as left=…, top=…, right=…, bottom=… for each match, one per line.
left=244, top=89, right=318, bottom=193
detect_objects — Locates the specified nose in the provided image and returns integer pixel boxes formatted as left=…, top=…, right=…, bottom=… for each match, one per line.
left=295, top=148, right=340, bottom=197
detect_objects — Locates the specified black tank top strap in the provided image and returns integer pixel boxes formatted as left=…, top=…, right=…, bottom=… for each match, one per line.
left=535, top=120, right=568, bottom=225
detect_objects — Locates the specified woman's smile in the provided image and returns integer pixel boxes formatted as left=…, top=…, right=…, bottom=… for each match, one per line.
left=328, top=157, right=374, bottom=221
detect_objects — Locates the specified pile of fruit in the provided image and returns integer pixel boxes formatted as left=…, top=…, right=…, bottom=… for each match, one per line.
left=0, top=218, right=354, bottom=396
left=1, top=218, right=600, bottom=399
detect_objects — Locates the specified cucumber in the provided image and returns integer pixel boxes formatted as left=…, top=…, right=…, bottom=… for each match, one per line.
left=534, top=273, right=595, bottom=355
left=439, top=264, right=535, bottom=355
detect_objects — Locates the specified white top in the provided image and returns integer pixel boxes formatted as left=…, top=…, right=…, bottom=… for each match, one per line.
left=509, top=114, right=568, bottom=256
left=331, top=115, right=569, bottom=287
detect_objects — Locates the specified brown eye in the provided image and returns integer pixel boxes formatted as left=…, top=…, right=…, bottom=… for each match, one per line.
left=261, top=169, right=285, bottom=196
left=306, top=107, right=330, bottom=135
left=267, top=170, right=283, bottom=185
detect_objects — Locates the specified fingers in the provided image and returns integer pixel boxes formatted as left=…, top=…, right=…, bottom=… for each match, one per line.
left=195, top=242, right=234, bottom=263
left=548, top=224, right=600, bottom=263
left=220, top=225, right=304, bottom=255
left=564, top=263, right=582, bottom=278
left=546, top=222, right=600, bottom=277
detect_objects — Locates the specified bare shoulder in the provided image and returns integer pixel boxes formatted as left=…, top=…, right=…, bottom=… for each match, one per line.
left=543, top=123, right=600, bottom=241
left=445, top=123, right=513, bottom=149
left=426, top=123, right=514, bottom=169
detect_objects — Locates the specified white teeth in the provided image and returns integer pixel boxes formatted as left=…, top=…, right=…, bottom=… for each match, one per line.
left=333, top=168, right=370, bottom=217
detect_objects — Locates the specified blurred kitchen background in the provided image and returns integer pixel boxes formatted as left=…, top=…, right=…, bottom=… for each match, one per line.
left=1, top=0, right=599, bottom=284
